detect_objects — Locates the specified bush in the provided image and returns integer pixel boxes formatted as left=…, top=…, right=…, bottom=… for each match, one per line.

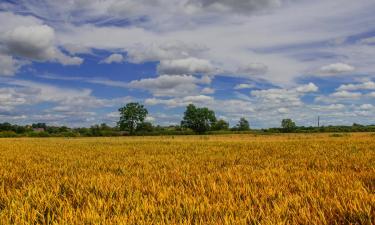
left=27, top=131, right=50, bottom=137
left=0, top=131, right=18, bottom=138
left=58, top=132, right=80, bottom=137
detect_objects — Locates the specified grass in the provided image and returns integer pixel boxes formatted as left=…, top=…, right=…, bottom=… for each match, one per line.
left=0, top=133, right=374, bottom=224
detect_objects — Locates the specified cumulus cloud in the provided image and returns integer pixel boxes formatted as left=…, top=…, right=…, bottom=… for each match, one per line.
left=337, top=81, right=375, bottom=91
left=2, top=25, right=83, bottom=65
left=234, top=83, right=255, bottom=90
left=251, top=83, right=318, bottom=106
left=315, top=90, right=362, bottom=103
left=331, top=91, right=362, bottom=99
left=318, top=63, right=355, bottom=75
left=237, top=63, right=268, bottom=75
left=0, top=78, right=132, bottom=111
left=101, top=53, right=124, bottom=64
left=63, top=43, right=93, bottom=55
left=126, top=42, right=207, bottom=63
left=186, top=0, right=283, bottom=14
left=0, top=54, right=26, bottom=76
left=295, top=82, right=319, bottom=93
left=146, top=95, right=214, bottom=108
left=201, top=87, right=215, bottom=94
left=128, top=75, right=211, bottom=97
left=158, top=57, right=215, bottom=75
left=359, top=37, right=375, bottom=45
left=359, top=104, right=374, bottom=110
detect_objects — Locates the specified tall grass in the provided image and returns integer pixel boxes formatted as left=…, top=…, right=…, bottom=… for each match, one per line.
left=0, top=134, right=374, bottom=224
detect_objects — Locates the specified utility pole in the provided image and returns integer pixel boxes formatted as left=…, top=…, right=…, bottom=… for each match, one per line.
left=318, top=116, right=320, bottom=128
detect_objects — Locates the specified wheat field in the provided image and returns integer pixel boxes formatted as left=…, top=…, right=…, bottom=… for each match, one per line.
left=0, top=133, right=374, bottom=224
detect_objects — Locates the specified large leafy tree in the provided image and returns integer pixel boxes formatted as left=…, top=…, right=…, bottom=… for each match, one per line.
left=281, top=118, right=296, bottom=132
left=236, top=118, right=250, bottom=131
left=181, top=104, right=217, bottom=134
left=118, top=102, right=148, bottom=134
left=212, top=119, right=229, bottom=131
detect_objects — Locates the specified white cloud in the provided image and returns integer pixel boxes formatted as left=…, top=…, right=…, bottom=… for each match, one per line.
left=0, top=78, right=132, bottom=111
left=158, top=57, right=215, bottom=75
left=186, top=0, right=283, bottom=14
left=359, top=36, right=375, bottom=45
left=331, top=91, right=362, bottom=99
left=277, top=107, right=289, bottom=114
left=126, top=42, right=207, bottom=63
left=145, top=95, right=214, bottom=108
left=63, top=43, right=93, bottom=55
left=201, top=87, right=215, bottom=94
left=2, top=25, right=83, bottom=65
left=48, top=0, right=375, bottom=85
left=128, top=74, right=209, bottom=97
left=359, top=104, right=374, bottom=110
left=101, top=53, right=124, bottom=64
left=234, top=83, right=255, bottom=90
left=295, top=82, right=319, bottom=93
left=318, top=63, right=355, bottom=75
left=237, top=63, right=268, bottom=75
left=0, top=54, right=26, bottom=76
left=337, top=81, right=375, bottom=91
left=251, top=83, right=318, bottom=106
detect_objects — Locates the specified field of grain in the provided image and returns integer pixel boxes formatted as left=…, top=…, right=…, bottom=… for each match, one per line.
left=0, top=133, right=374, bottom=224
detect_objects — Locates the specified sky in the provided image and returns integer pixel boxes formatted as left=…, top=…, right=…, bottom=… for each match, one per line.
left=0, top=0, right=375, bottom=128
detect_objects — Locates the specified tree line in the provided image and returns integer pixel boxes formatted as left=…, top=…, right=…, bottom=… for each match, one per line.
left=0, top=102, right=374, bottom=137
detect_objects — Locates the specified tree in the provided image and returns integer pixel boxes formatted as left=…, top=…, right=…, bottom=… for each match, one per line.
left=136, top=122, right=154, bottom=133
left=181, top=104, right=216, bottom=134
left=32, top=123, right=47, bottom=130
left=281, top=118, right=296, bottom=132
left=212, top=119, right=229, bottom=131
left=235, top=118, right=250, bottom=131
left=118, top=102, right=148, bottom=134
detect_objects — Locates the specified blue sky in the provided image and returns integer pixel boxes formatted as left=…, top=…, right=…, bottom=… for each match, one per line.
left=0, top=0, right=375, bottom=128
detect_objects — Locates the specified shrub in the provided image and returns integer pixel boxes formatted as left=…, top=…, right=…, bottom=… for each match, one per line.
left=0, top=131, right=18, bottom=138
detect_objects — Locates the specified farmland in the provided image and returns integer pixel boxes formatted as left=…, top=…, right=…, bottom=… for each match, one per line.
left=0, top=133, right=374, bottom=224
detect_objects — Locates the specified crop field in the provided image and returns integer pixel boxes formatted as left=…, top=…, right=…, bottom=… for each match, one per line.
left=0, top=133, right=374, bottom=224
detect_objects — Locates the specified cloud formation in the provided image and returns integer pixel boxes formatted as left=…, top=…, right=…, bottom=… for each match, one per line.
left=2, top=25, right=83, bottom=65
left=318, top=63, right=355, bottom=75
left=101, top=53, right=124, bottom=64
left=158, top=58, right=215, bottom=75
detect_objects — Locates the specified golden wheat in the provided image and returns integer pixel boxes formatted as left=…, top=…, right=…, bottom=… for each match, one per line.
left=0, top=133, right=374, bottom=224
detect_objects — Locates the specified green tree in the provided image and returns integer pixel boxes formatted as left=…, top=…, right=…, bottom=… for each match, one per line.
left=236, top=118, right=250, bottom=131
left=118, top=102, right=148, bottom=134
left=136, top=122, right=154, bottom=133
left=281, top=118, right=296, bottom=132
left=212, top=119, right=229, bottom=131
left=181, top=104, right=216, bottom=134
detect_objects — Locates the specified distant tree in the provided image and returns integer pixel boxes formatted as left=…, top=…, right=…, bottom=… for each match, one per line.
left=181, top=104, right=217, bottom=134
left=236, top=118, right=250, bottom=131
left=281, top=119, right=296, bottom=132
left=136, top=122, right=154, bottom=133
left=0, top=122, right=13, bottom=131
left=212, top=119, right=229, bottom=131
left=118, top=102, right=148, bottom=134
left=32, top=123, right=47, bottom=130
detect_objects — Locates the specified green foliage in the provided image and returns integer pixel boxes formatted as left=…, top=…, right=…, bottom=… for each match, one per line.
left=281, top=118, right=296, bottom=132
left=0, top=131, right=18, bottom=138
left=136, top=122, right=154, bottom=133
left=27, top=131, right=50, bottom=137
left=118, top=102, right=148, bottom=134
left=235, top=118, right=250, bottom=131
left=181, top=104, right=217, bottom=134
left=212, top=119, right=229, bottom=131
